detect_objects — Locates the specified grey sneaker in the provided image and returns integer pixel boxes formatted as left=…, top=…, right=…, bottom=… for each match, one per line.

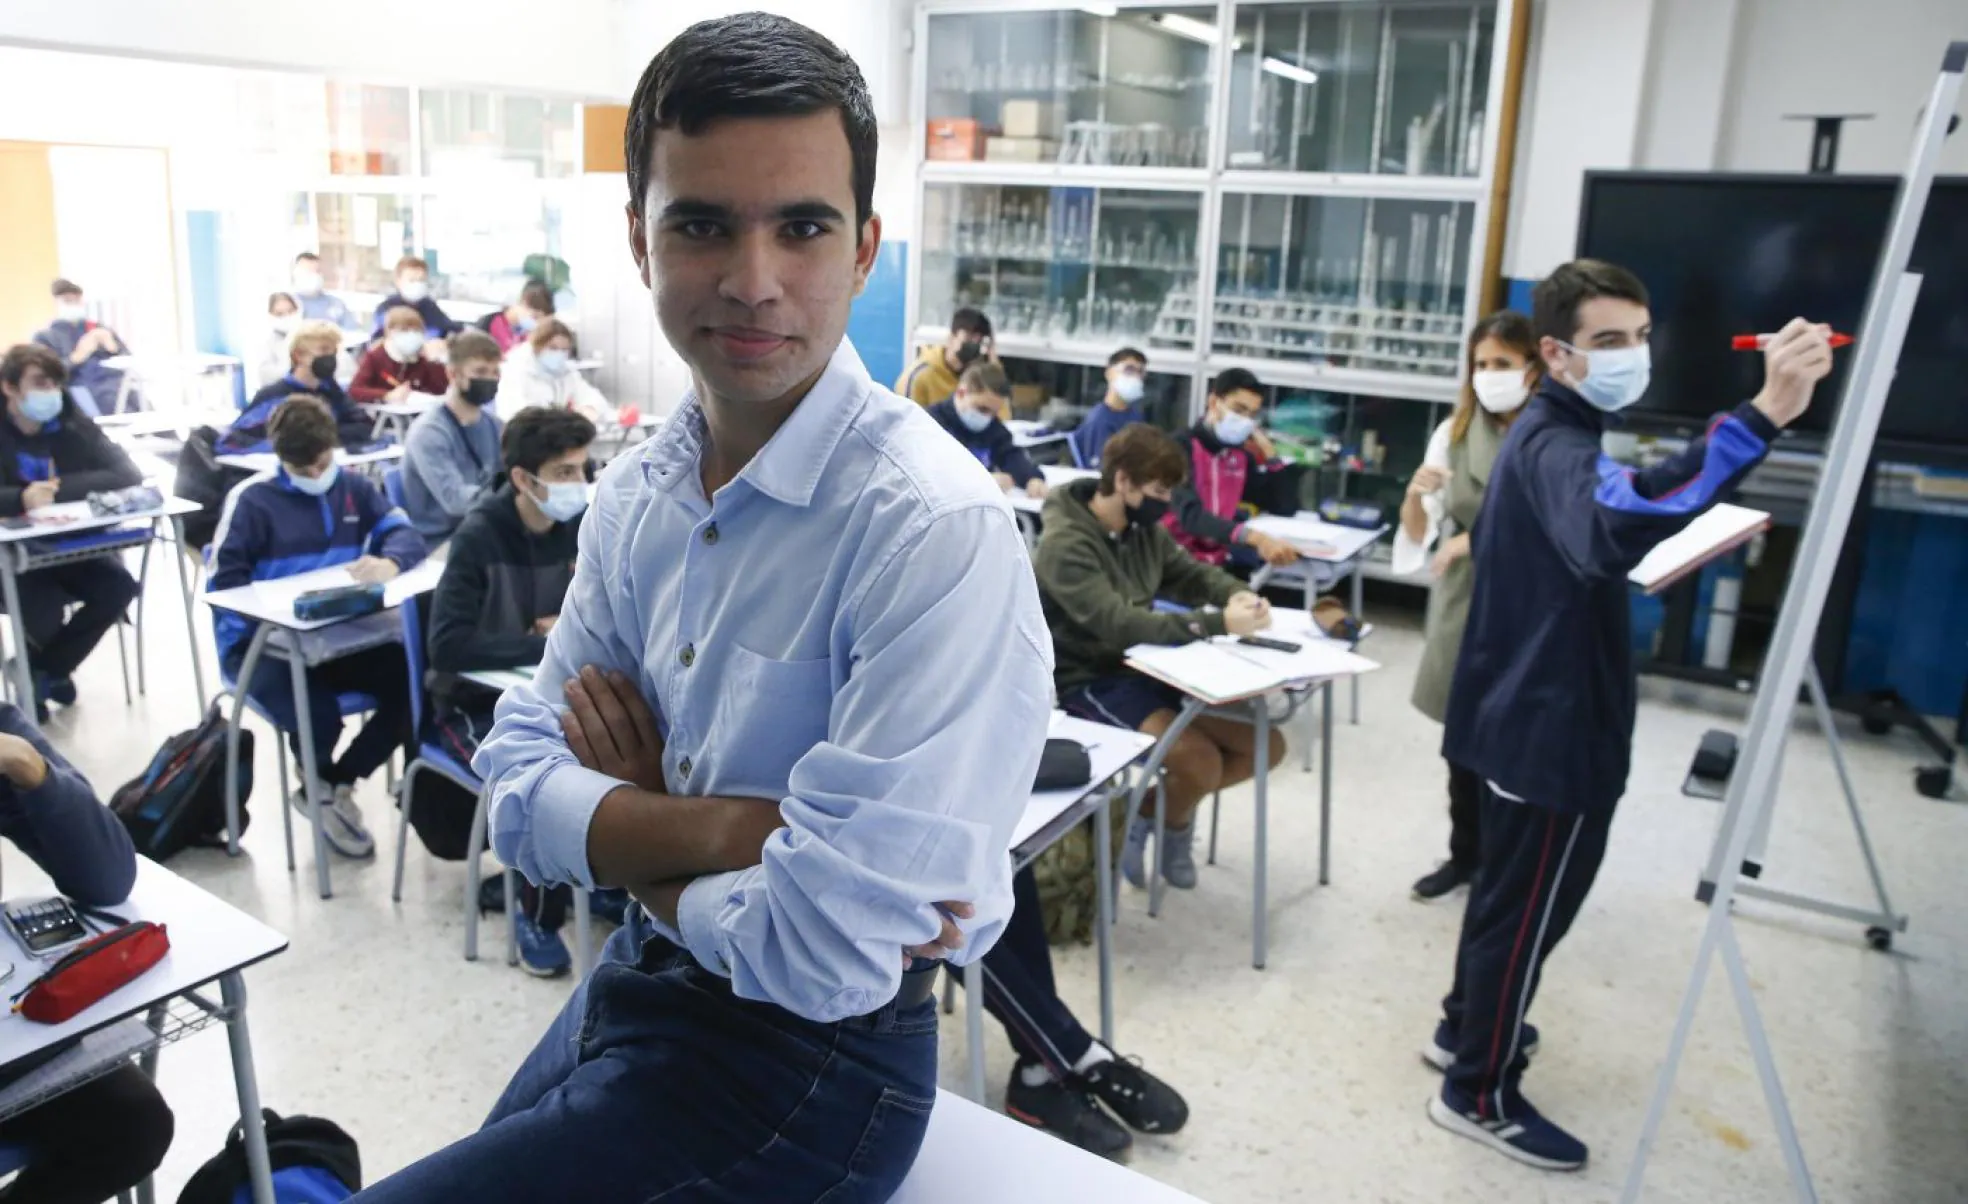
left=323, top=784, right=376, bottom=859
left=1161, top=823, right=1198, bottom=890
left=1120, top=814, right=1153, bottom=889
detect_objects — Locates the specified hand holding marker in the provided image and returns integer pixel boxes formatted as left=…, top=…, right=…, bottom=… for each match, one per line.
left=1732, top=332, right=1852, bottom=351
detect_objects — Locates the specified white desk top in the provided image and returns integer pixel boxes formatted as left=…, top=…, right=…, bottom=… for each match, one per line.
left=0, top=497, right=202, bottom=547
left=363, top=394, right=444, bottom=419
left=1008, top=466, right=1098, bottom=515
left=461, top=665, right=537, bottom=694
left=203, top=556, right=445, bottom=631
left=1127, top=618, right=1380, bottom=706
left=215, top=445, right=405, bottom=474
left=99, top=353, right=241, bottom=375
left=1244, top=512, right=1387, bottom=564
left=1006, top=419, right=1070, bottom=450
left=0, top=858, right=287, bottom=1073
left=892, top=1089, right=1207, bottom=1204
left=1014, top=713, right=1153, bottom=851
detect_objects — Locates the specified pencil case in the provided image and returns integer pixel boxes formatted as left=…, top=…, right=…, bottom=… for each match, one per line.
left=1317, top=498, right=1385, bottom=531
left=293, top=583, right=384, bottom=621
left=14, top=921, right=171, bottom=1024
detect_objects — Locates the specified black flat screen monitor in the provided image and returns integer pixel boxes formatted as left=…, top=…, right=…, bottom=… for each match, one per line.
left=1575, top=172, right=1968, bottom=464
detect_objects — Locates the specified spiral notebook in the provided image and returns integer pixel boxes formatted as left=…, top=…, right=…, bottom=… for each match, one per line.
left=1628, top=503, right=1772, bottom=594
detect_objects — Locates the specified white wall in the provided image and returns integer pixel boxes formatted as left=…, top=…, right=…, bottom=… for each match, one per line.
left=1633, top=0, right=1740, bottom=171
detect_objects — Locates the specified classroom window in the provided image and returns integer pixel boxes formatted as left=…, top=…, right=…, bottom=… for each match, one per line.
left=420, top=89, right=578, bottom=180
left=294, top=192, right=417, bottom=293
left=324, top=82, right=412, bottom=176
left=423, top=184, right=570, bottom=305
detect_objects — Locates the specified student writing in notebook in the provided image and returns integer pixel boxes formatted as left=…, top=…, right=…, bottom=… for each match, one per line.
left=1424, top=259, right=1832, bottom=1172
left=1034, top=424, right=1286, bottom=898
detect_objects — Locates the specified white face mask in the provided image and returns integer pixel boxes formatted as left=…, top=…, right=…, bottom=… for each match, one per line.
left=288, top=463, right=339, bottom=496
left=55, top=303, right=86, bottom=324
left=293, top=269, right=323, bottom=295
left=386, top=329, right=426, bottom=361
left=1111, top=373, right=1145, bottom=404
left=533, top=478, right=588, bottom=522
left=270, top=315, right=298, bottom=336
left=398, top=280, right=429, bottom=303
left=1472, top=369, right=1530, bottom=415
left=958, top=405, right=994, bottom=433
left=1559, top=342, right=1651, bottom=413
left=1213, top=412, right=1257, bottom=446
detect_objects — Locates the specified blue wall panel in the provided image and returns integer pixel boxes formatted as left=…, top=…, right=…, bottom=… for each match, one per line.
left=848, top=240, right=908, bottom=394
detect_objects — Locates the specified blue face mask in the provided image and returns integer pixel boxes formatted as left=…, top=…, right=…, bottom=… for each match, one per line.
left=537, top=349, right=571, bottom=377
left=1213, top=412, right=1257, bottom=446
left=958, top=405, right=994, bottom=433
left=288, top=463, right=340, bottom=496
left=535, top=479, right=588, bottom=523
left=1559, top=342, right=1651, bottom=412
left=20, top=390, right=64, bottom=424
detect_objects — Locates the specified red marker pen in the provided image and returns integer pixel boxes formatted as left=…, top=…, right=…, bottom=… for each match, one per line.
left=1731, top=332, right=1853, bottom=350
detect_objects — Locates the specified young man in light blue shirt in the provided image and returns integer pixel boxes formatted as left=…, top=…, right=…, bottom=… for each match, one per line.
left=357, top=14, right=1053, bottom=1203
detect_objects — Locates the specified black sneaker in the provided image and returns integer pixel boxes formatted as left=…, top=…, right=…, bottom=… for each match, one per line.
left=477, top=875, right=508, bottom=915
left=1411, top=861, right=1472, bottom=901
left=1077, top=1055, right=1189, bottom=1135
left=1005, top=1066, right=1132, bottom=1158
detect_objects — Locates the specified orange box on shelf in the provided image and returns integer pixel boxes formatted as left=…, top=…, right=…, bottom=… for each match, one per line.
left=925, top=118, right=993, bottom=161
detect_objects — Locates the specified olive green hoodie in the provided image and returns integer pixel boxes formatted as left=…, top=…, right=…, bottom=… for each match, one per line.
left=1034, top=478, right=1246, bottom=693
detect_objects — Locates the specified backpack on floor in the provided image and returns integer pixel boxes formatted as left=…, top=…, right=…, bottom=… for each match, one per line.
left=110, top=700, right=253, bottom=862
left=177, top=1110, right=361, bottom=1204
left=406, top=769, right=478, bottom=861
left=1032, top=796, right=1132, bottom=947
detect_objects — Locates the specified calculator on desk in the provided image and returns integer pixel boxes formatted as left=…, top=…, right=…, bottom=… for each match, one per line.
left=3, top=898, right=91, bottom=958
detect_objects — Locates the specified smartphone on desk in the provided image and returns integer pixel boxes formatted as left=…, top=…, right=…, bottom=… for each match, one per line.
left=3, top=898, right=91, bottom=958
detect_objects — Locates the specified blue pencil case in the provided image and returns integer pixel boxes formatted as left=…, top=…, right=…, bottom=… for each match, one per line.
left=293, top=583, right=384, bottom=622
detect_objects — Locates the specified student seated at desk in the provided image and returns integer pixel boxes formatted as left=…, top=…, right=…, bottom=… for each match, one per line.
left=1071, top=346, right=1148, bottom=469
left=1165, top=368, right=1304, bottom=573
left=289, top=253, right=360, bottom=331
left=928, top=363, right=1046, bottom=499
left=33, top=279, right=128, bottom=416
left=257, top=292, right=302, bottom=389
left=403, top=332, right=506, bottom=543
left=0, top=345, right=144, bottom=721
left=208, top=397, right=429, bottom=858
left=220, top=321, right=373, bottom=456
left=426, top=407, right=594, bottom=975
left=495, top=318, right=611, bottom=425
left=476, top=278, right=554, bottom=355
left=351, top=305, right=450, bottom=405
left=1034, top=424, right=1286, bottom=893
left=898, top=306, right=993, bottom=408
left=368, top=256, right=463, bottom=341
left=0, top=701, right=174, bottom=1204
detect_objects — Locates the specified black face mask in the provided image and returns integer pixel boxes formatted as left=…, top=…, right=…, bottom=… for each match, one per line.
left=463, top=377, right=499, bottom=407
left=1125, top=495, right=1170, bottom=530
left=953, top=340, right=983, bottom=367
left=308, top=353, right=339, bottom=382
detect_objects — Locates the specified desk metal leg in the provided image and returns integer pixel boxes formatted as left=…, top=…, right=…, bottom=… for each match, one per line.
left=1093, top=788, right=1115, bottom=1048
left=170, top=517, right=207, bottom=706
left=464, top=783, right=489, bottom=962
left=964, top=959, right=986, bottom=1103
left=288, top=654, right=333, bottom=899
left=1, top=554, right=33, bottom=710
left=225, top=627, right=274, bottom=856
left=1349, top=564, right=1363, bottom=725
left=220, top=972, right=276, bottom=1204
left=1320, top=680, right=1333, bottom=886
left=1252, top=698, right=1272, bottom=970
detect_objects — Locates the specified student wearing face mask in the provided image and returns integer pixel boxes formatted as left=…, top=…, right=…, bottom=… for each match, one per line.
left=369, top=256, right=463, bottom=341
left=477, top=279, right=556, bottom=355
left=289, top=252, right=359, bottom=330
left=351, top=306, right=452, bottom=404
left=927, top=362, right=1046, bottom=499
left=1071, top=347, right=1149, bottom=469
left=426, top=407, right=594, bottom=976
left=0, top=345, right=143, bottom=720
left=496, top=318, right=613, bottom=424
left=402, top=332, right=508, bottom=542
left=1166, top=368, right=1305, bottom=572
left=1035, top=424, right=1287, bottom=896
left=1393, top=312, right=1541, bottom=903
left=221, top=320, right=373, bottom=455
left=33, top=279, right=128, bottom=416
left=898, top=306, right=994, bottom=408
left=1423, top=260, right=1832, bottom=1173
left=258, top=292, right=303, bottom=388
left=208, top=397, right=428, bottom=859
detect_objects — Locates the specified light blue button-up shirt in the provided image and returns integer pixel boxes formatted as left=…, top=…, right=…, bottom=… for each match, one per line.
left=474, top=340, right=1054, bottom=1024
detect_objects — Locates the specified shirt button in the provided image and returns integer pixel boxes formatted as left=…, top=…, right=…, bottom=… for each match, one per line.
left=678, top=756, right=692, bottom=779
left=679, top=644, right=695, bottom=668
left=703, top=524, right=719, bottom=546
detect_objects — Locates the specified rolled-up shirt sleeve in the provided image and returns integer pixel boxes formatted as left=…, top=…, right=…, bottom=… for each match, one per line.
left=473, top=473, right=644, bottom=890
left=675, top=502, right=1054, bottom=1023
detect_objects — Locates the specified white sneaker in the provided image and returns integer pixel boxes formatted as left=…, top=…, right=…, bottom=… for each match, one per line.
left=290, top=780, right=375, bottom=858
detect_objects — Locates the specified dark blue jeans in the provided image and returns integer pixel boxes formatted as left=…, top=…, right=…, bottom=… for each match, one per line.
left=353, top=907, right=939, bottom=1202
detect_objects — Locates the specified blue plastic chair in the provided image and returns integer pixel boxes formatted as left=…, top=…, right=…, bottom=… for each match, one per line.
left=382, top=466, right=406, bottom=509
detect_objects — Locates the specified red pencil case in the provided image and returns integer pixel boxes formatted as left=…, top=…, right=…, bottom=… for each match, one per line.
left=13, top=921, right=170, bottom=1024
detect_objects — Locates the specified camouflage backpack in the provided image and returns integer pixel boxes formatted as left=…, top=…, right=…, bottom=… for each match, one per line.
left=1031, top=797, right=1134, bottom=946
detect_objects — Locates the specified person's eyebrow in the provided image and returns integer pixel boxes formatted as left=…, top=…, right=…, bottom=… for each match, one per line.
left=656, top=199, right=847, bottom=225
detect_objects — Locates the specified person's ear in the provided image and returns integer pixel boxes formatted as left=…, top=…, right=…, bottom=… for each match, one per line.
left=854, top=214, right=883, bottom=294
left=626, top=202, right=652, bottom=290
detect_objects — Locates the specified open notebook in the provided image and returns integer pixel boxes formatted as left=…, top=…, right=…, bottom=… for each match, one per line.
left=1126, top=636, right=1378, bottom=705
left=1628, top=503, right=1771, bottom=594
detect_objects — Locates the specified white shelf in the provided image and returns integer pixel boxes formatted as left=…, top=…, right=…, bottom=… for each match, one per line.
left=922, top=160, right=1211, bottom=191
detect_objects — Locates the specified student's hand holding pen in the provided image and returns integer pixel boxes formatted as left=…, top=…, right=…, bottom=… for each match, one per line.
left=21, top=480, right=59, bottom=512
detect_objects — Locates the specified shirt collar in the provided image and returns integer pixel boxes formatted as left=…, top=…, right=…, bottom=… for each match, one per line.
left=642, top=339, right=872, bottom=509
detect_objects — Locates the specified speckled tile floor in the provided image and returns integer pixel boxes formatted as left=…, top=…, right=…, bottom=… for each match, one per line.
left=13, top=569, right=1967, bottom=1202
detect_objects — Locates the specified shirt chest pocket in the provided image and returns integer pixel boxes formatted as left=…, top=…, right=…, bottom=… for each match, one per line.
left=711, top=645, right=834, bottom=794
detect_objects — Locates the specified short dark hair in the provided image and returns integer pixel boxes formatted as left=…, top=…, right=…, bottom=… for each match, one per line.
left=1099, top=424, right=1188, bottom=494
left=268, top=396, right=339, bottom=467
left=1108, top=346, right=1147, bottom=370
left=50, top=279, right=81, bottom=299
left=950, top=308, right=993, bottom=339
left=502, top=407, right=597, bottom=477
left=1210, top=367, right=1263, bottom=399
left=519, top=278, right=555, bottom=314
left=448, top=330, right=502, bottom=369
left=1532, top=259, right=1650, bottom=345
left=958, top=362, right=1010, bottom=397
left=394, top=255, right=429, bottom=275
left=293, top=252, right=319, bottom=265
left=1, top=344, right=67, bottom=391
left=624, top=13, right=878, bottom=232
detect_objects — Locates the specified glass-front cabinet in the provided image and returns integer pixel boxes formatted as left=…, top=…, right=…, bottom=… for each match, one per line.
left=924, top=7, right=1219, bottom=169
left=919, top=183, right=1204, bottom=353
left=1222, top=1, right=1496, bottom=177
